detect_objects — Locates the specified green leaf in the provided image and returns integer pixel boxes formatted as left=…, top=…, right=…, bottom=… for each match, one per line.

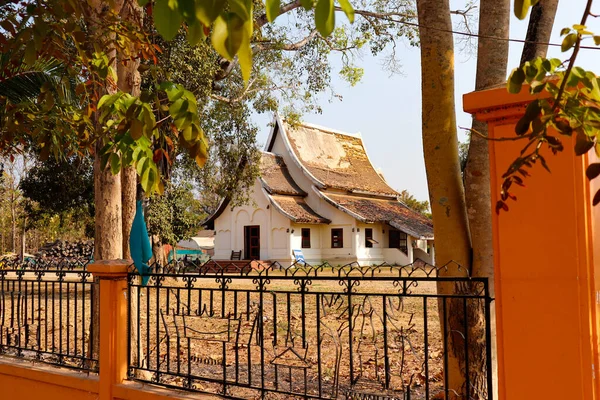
left=541, top=59, right=552, bottom=72
left=130, top=119, right=143, bottom=140
left=572, top=66, right=586, bottom=79
left=138, top=0, right=150, bottom=5
left=513, top=0, right=532, bottom=20
left=594, top=36, right=600, bottom=46
left=136, top=157, right=148, bottom=176
left=524, top=63, right=538, bottom=79
left=573, top=24, right=586, bottom=31
left=169, top=98, right=189, bottom=118
left=211, top=13, right=245, bottom=60
left=141, top=164, right=151, bottom=192
left=560, top=27, right=571, bottom=36
left=187, top=19, right=206, bottom=45
left=179, top=0, right=196, bottom=22
left=182, top=125, right=198, bottom=142
left=300, top=0, right=312, bottom=10
left=230, top=0, right=252, bottom=21
left=338, top=0, right=354, bottom=23
left=24, top=41, right=36, bottom=66
left=266, top=0, right=281, bottom=22
left=507, top=68, right=525, bottom=94
left=315, top=0, right=335, bottom=37
left=109, top=153, right=121, bottom=175
left=140, top=165, right=158, bottom=193
left=101, top=152, right=111, bottom=171
left=515, top=116, right=531, bottom=135
left=561, top=33, right=577, bottom=52
left=586, top=163, right=600, bottom=180
left=238, top=21, right=253, bottom=82
left=524, top=100, right=541, bottom=121
left=594, top=189, right=600, bottom=206
left=575, top=129, right=595, bottom=156
left=174, top=113, right=193, bottom=130
left=196, top=0, right=225, bottom=26
left=154, top=0, right=183, bottom=41
left=98, top=94, right=116, bottom=111
left=530, top=81, right=546, bottom=94
left=161, top=82, right=184, bottom=102
left=132, top=146, right=143, bottom=162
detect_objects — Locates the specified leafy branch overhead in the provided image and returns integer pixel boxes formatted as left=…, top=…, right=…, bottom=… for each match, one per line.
left=0, top=0, right=358, bottom=196
left=97, top=83, right=208, bottom=193
left=499, top=0, right=600, bottom=212
left=140, top=0, right=356, bottom=83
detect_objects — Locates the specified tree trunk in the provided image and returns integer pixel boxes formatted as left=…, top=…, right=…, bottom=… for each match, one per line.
left=94, top=153, right=123, bottom=261
left=118, top=0, right=144, bottom=376
left=463, top=0, right=510, bottom=397
left=86, top=0, right=125, bottom=366
left=121, top=169, right=137, bottom=259
left=152, top=235, right=168, bottom=266
left=416, top=0, right=472, bottom=397
left=20, top=216, right=26, bottom=258
left=119, top=0, right=143, bottom=261
left=10, top=190, right=16, bottom=253
left=519, top=0, right=560, bottom=65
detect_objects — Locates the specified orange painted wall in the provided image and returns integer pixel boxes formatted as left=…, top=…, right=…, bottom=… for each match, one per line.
left=0, top=360, right=98, bottom=400
left=0, top=358, right=215, bottom=400
left=465, top=87, right=600, bottom=400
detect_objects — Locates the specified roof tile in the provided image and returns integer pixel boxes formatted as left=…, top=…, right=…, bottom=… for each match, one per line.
left=322, top=192, right=434, bottom=238
left=260, top=152, right=306, bottom=196
left=270, top=195, right=330, bottom=224
left=284, top=123, right=397, bottom=195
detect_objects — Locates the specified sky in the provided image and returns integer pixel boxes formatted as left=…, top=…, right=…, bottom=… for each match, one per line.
left=252, top=0, right=599, bottom=202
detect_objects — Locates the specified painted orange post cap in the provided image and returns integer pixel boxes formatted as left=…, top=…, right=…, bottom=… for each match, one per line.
left=87, top=259, right=130, bottom=277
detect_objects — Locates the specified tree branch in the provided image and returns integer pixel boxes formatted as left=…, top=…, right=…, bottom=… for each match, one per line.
left=553, top=0, right=594, bottom=110
left=450, top=5, right=477, bottom=34
left=336, top=7, right=416, bottom=20
left=254, top=29, right=319, bottom=52
left=215, top=1, right=303, bottom=81
left=460, top=127, right=531, bottom=142
left=210, top=81, right=297, bottom=104
left=256, top=0, right=302, bottom=28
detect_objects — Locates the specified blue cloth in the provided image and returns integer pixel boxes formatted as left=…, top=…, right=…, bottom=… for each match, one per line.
left=130, top=200, right=152, bottom=285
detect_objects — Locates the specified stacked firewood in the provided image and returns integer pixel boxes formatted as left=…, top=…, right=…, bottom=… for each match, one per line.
left=36, top=239, right=94, bottom=260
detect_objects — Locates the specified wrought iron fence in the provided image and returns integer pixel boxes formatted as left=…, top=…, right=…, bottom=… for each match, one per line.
left=0, top=258, right=98, bottom=372
left=128, top=260, right=493, bottom=400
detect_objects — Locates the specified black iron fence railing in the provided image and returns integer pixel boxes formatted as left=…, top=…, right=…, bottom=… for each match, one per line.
left=127, top=260, right=493, bottom=400
left=0, top=258, right=98, bottom=372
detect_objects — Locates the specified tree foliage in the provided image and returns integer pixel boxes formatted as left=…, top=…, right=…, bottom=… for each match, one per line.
left=20, top=156, right=94, bottom=236
left=501, top=0, right=600, bottom=211
left=146, top=182, right=204, bottom=246
left=398, top=189, right=431, bottom=217
left=0, top=1, right=208, bottom=194
left=0, top=0, right=421, bottom=204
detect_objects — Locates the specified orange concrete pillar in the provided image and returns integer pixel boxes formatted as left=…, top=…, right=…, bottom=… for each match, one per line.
left=464, top=87, right=600, bottom=400
left=88, top=260, right=129, bottom=400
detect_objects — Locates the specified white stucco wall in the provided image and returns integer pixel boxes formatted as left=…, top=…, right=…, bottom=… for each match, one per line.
left=213, top=180, right=291, bottom=261
left=354, top=223, right=384, bottom=265
left=382, top=248, right=412, bottom=265
left=413, top=248, right=433, bottom=264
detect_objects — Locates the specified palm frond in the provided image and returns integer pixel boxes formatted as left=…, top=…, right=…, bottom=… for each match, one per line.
left=0, top=57, right=77, bottom=104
